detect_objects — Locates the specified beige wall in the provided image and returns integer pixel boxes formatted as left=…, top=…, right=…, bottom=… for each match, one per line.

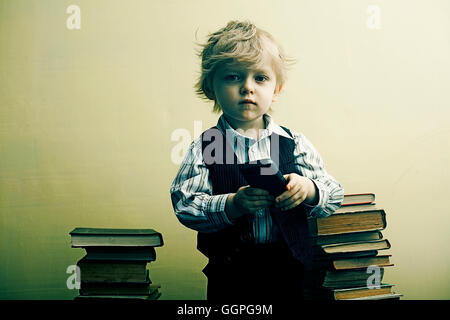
left=1, top=0, right=449, bottom=299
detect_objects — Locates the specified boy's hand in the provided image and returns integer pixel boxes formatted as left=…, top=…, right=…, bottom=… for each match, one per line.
left=226, top=186, right=275, bottom=220
left=274, top=173, right=318, bottom=211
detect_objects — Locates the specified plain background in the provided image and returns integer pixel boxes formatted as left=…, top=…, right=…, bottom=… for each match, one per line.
left=1, top=0, right=449, bottom=299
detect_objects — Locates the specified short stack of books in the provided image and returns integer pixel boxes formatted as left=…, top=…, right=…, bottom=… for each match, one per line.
left=304, top=193, right=402, bottom=300
left=70, top=227, right=164, bottom=300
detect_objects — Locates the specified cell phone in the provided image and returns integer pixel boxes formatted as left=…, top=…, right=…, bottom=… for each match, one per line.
left=238, top=159, right=287, bottom=197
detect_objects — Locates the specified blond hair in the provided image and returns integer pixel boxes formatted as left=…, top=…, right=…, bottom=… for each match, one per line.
left=195, top=20, right=294, bottom=113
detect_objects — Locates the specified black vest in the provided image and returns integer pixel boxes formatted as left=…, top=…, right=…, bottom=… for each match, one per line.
left=198, top=126, right=312, bottom=267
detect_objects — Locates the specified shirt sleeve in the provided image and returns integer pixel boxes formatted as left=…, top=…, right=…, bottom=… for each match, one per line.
left=169, top=137, right=234, bottom=233
left=292, top=132, right=344, bottom=218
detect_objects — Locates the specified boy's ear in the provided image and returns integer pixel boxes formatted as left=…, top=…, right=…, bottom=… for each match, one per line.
left=272, top=83, right=283, bottom=102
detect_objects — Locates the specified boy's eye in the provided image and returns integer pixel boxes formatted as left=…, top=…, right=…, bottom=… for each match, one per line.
left=255, top=75, right=268, bottom=82
left=225, top=75, right=240, bottom=81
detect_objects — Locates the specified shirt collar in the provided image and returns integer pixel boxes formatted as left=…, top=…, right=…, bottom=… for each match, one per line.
left=217, top=113, right=293, bottom=141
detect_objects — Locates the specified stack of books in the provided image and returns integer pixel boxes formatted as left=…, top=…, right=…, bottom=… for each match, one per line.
left=304, top=193, right=402, bottom=300
left=69, top=227, right=164, bottom=300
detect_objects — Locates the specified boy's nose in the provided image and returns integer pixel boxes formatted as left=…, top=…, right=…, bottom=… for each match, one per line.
left=240, top=77, right=255, bottom=95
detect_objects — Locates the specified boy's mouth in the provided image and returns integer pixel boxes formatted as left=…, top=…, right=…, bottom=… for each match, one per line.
left=239, top=99, right=256, bottom=105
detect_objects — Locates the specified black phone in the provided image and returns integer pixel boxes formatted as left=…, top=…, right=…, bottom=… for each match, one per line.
left=238, top=159, right=287, bottom=197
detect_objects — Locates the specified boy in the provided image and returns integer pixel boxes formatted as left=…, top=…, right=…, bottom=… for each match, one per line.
left=170, top=20, right=344, bottom=301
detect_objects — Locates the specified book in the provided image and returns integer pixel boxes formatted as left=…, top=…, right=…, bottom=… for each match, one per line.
left=238, top=159, right=287, bottom=197
left=308, top=209, right=387, bottom=236
left=313, top=254, right=393, bottom=271
left=305, top=193, right=401, bottom=299
left=70, top=227, right=163, bottom=247
left=84, top=246, right=156, bottom=261
left=305, top=283, right=394, bottom=300
left=75, top=291, right=162, bottom=301
left=305, top=267, right=386, bottom=289
left=314, top=239, right=391, bottom=255
left=312, top=230, right=383, bottom=246
left=77, top=257, right=150, bottom=283
left=345, top=293, right=403, bottom=300
left=70, top=227, right=164, bottom=301
left=342, top=193, right=375, bottom=206
left=335, top=203, right=378, bottom=214
left=80, top=281, right=160, bottom=296
left=313, top=250, right=380, bottom=262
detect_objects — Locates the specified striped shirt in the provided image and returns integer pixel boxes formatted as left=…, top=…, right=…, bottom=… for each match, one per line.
left=170, top=114, right=344, bottom=243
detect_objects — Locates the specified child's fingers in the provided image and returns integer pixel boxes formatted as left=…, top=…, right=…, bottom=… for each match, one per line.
left=244, top=188, right=274, bottom=203
left=247, top=193, right=275, bottom=201
left=253, top=199, right=275, bottom=208
left=238, top=185, right=251, bottom=193
left=283, top=174, right=293, bottom=190
left=275, top=182, right=300, bottom=204
left=280, top=195, right=307, bottom=211
left=279, top=185, right=308, bottom=210
left=245, top=187, right=271, bottom=196
left=244, top=199, right=274, bottom=212
left=248, top=194, right=273, bottom=202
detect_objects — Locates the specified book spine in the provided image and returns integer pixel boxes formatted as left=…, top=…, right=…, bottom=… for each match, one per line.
left=341, top=201, right=373, bottom=207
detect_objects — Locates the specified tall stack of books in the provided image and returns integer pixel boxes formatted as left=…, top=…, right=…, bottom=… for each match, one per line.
left=304, top=193, right=402, bottom=300
left=70, top=227, right=164, bottom=300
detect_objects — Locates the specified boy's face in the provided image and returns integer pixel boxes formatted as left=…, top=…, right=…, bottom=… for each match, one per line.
left=212, top=50, right=282, bottom=130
